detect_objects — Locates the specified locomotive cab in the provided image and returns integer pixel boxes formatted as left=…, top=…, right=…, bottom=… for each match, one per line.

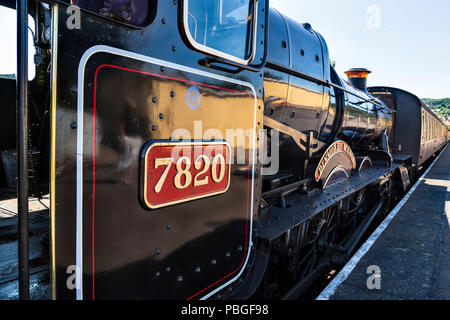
left=1, top=0, right=272, bottom=300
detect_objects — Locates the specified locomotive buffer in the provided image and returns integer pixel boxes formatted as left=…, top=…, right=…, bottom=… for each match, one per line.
left=318, top=145, right=450, bottom=300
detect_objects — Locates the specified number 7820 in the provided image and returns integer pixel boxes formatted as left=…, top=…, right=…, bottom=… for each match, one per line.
left=153, top=154, right=227, bottom=193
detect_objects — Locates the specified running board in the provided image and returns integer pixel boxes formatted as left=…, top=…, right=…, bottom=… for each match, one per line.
left=258, top=164, right=400, bottom=242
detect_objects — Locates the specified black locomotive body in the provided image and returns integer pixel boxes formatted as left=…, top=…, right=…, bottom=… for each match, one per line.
left=0, top=0, right=448, bottom=300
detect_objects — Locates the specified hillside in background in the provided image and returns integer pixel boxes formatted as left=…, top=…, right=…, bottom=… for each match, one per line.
left=0, top=74, right=15, bottom=80
left=422, top=98, right=450, bottom=127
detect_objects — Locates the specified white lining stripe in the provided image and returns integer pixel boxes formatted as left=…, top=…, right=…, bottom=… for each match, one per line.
left=76, top=45, right=257, bottom=300
left=316, top=144, right=448, bottom=300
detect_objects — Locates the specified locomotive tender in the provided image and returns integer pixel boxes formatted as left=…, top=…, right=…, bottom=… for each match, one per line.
left=1, top=0, right=448, bottom=300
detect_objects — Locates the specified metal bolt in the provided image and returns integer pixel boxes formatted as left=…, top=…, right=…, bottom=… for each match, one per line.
left=195, top=267, right=201, bottom=273
left=152, top=125, right=157, bottom=131
left=71, top=122, right=77, bottom=129
left=159, top=113, right=164, bottom=120
left=170, top=91, right=175, bottom=97
left=211, top=259, right=217, bottom=265
left=152, top=97, right=157, bottom=103
left=71, top=85, right=78, bottom=94
left=177, top=276, right=183, bottom=282
left=225, top=252, right=231, bottom=257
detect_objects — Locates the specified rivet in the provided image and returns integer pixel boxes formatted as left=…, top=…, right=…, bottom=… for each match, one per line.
left=159, top=113, right=164, bottom=120
left=170, top=91, right=175, bottom=97
left=71, top=85, right=78, bottom=94
left=211, top=259, right=217, bottom=265
left=156, top=249, right=161, bottom=255
left=225, top=252, right=231, bottom=257
left=167, top=224, right=171, bottom=230
left=172, top=45, right=176, bottom=52
left=155, top=272, right=161, bottom=277
left=152, top=125, right=157, bottom=131
left=238, top=246, right=243, bottom=251
left=152, top=97, right=157, bottom=103
left=195, top=267, right=201, bottom=273
left=162, top=18, right=166, bottom=24
left=160, top=66, right=165, bottom=72
left=166, top=267, right=171, bottom=272
left=177, top=276, right=183, bottom=282
left=71, top=122, right=77, bottom=129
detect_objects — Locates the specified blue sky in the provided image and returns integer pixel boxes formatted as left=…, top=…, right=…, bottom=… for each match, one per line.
left=0, top=6, right=35, bottom=80
left=1, top=1, right=448, bottom=98
left=270, top=0, right=450, bottom=98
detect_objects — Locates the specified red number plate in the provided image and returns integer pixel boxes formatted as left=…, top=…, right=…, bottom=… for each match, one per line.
left=142, top=142, right=231, bottom=209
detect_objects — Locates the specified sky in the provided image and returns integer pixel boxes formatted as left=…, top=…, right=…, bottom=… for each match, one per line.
left=270, top=0, right=450, bottom=99
left=0, top=1, right=449, bottom=98
left=0, top=6, right=35, bottom=80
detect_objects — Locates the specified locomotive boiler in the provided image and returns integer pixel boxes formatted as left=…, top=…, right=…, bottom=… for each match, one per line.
left=1, top=0, right=448, bottom=300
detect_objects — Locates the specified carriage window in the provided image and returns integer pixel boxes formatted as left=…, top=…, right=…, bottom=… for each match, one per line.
left=183, top=0, right=256, bottom=64
left=0, top=6, right=36, bottom=81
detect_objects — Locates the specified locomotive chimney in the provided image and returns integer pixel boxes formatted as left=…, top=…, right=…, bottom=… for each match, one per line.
left=344, top=68, right=372, bottom=93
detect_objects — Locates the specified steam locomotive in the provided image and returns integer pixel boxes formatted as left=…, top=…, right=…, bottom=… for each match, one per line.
left=1, top=0, right=448, bottom=300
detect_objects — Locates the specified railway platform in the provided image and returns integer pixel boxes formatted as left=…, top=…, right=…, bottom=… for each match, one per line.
left=0, top=197, right=50, bottom=300
left=318, top=145, right=450, bottom=300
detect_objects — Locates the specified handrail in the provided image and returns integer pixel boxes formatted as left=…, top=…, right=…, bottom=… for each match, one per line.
left=266, top=60, right=396, bottom=113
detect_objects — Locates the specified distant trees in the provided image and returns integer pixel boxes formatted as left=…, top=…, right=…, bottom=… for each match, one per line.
left=422, top=98, right=450, bottom=120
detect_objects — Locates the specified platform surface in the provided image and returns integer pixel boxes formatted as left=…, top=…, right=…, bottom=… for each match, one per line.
left=0, top=197, right=50, bottom=300
left=323, top=145, right=450, bottom=300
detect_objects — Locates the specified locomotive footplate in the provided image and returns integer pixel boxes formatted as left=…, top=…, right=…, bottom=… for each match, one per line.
left=258, top=163, right=402, bottom=242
